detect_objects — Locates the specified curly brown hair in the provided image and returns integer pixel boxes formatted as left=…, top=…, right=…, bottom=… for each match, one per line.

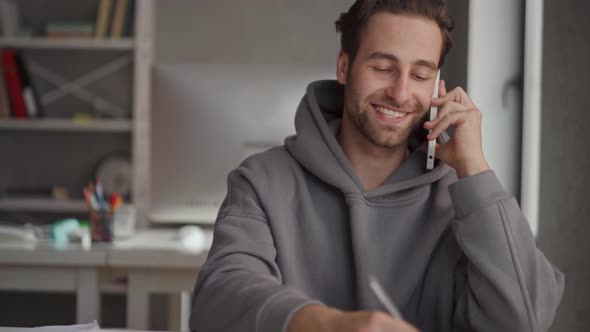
left=335, top=0, right=455, bottom=67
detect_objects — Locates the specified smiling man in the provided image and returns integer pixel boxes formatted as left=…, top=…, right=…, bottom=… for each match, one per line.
left=189, top=1, right=564, bottom=332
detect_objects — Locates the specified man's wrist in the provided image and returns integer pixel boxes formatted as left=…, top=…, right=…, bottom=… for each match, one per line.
left=287, top=304, right=342, bottom=332
left=455, top=158, right=490, bottom=179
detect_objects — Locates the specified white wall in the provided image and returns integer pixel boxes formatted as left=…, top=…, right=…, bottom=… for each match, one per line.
left=467, top=1, right=524, bottom=201
left=151, top=0, right=351, bottom=223
left=156, top=0, right=354, bottom=64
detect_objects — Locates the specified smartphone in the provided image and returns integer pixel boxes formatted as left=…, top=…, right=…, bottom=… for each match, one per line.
left=426, top=70, right=441, bottom=170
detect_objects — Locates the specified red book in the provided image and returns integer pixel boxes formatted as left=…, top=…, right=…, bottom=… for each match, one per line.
left=1, top=49, right=28, bottom=118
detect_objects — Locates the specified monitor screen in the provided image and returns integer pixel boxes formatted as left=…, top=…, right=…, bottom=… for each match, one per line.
left=150, top=63, right=335, bottom=224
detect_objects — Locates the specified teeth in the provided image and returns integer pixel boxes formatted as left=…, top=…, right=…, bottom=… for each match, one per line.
left=375, top=106, right=406, bottom=118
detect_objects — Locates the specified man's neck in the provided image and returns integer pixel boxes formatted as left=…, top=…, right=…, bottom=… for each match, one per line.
left=339, top=121, right=410, bottom=191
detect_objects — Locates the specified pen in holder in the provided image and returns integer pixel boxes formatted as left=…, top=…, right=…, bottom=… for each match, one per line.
left=89, top=208, right=113, bottom=242
left=84, top=179, right=123, bottom=243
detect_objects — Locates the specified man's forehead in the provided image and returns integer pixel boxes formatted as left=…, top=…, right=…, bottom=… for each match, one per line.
left=357, top=12, right=443, bottom=65
left=367, top=51, right=438, bottom=70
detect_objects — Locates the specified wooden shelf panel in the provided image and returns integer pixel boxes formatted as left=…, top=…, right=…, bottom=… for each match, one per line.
left=0, top=119, right=133, bottom=132
left=0, top=37, right=134, bottom=50
left=0, top=197, right=89, bottom=213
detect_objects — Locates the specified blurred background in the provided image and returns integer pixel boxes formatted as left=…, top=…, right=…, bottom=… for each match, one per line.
left=0, top=0, right=587, bottom=331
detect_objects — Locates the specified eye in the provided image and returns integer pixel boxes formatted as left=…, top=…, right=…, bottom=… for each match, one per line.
left=413, top=74, right=429, bottom=81
left=371, top=67, right=391, bottom=73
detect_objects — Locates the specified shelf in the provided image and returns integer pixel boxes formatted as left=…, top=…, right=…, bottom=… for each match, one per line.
left=0, top=197, right=88, bottom=213
left=0, top=119, right=133, bottom=132
left=0, top=37, right=134, bottom=51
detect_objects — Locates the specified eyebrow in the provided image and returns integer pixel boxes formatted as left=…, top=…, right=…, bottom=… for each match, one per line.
left=367, top=51, right=438, bottom=71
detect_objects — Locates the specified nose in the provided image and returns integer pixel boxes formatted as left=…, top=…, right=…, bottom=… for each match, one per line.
left=384, top=74, right=411, bottom=106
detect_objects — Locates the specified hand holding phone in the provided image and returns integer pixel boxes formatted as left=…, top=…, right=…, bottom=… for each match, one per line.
left=424, top=75, right=490, bottom=178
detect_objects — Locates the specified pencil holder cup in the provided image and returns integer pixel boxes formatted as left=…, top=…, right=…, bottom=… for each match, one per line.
left=89, top=209, right=113, bottom=242
left=112, top=204, right=135, bottom=240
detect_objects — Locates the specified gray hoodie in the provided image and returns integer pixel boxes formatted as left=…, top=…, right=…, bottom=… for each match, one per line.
left=190, top=80, right=564, bottom=332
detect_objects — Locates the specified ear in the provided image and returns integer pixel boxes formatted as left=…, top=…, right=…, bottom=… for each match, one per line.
left=336, top=50, right=349, bottom=85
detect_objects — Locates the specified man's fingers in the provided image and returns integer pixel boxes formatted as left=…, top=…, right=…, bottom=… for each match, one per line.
left=426, top=112, right=464, bottom=140
left=423, top=101, right=471, bottom=137
left=378, top=317, right=420, bottom=332
left=425, top=101, right=469, bottom=125
left=426, top=108, right=480, bottom=140
left=431, top=86, right=474, bottom=108
left=364, top=311, right=420, bottom=332
left=391, top=318, right=420, bottom=332
left=439, top=79, right=447, bottom=97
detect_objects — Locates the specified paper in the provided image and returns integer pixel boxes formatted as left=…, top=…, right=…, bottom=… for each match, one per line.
left=0, top=321, right=99, bottom=332
left=113, top=229, right=212, bottom=253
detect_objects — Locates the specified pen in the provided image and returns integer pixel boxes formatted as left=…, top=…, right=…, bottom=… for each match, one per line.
left=95, top=178, right=105, bottom=208
left=110, top=192, right=123, bottom=211
left=83, top=188, right=96, bottom=210
left=368, top=275, right=403, bottom=319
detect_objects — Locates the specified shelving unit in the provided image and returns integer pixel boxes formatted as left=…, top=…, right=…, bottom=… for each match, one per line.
left=0, top=0, right=154, bottom=228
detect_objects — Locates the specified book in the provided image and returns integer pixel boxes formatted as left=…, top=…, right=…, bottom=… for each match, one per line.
left=95, top=0, right=114, bottom=39
left=1, top=49, right=27, bottom=118
left=0, top=0, right=20, bottom=37
left=14, top=52, right=41, bottom=117
left=46, top=22, right=95, bottom=39
left=0, top=65, right=9, bottom=118
left=110, top=0, right=129, bottom=38
left=123, top=0, right=135, bottom=37
left=46, top=31, right=94, bottom=39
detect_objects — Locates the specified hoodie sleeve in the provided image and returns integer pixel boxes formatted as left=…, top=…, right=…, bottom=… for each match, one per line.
left=448, top=170, right=564, bottom=332
left=189, top=168, right=322, bottom=332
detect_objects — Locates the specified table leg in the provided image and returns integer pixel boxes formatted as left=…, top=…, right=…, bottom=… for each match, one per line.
left=168, top=293, right=181, bottom=331
left=127, top=272, right=150, bottom=330
left=76, top=268, right=100, bottom=324
left=180, top=291, right=191, bottom=332
left=166, top=291, right=191, bottom=332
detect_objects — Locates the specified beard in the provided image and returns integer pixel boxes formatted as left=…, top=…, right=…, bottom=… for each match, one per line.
left=343, top=91, right=427, bottom=149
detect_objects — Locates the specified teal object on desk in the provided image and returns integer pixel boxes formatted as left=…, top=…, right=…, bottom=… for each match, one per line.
left=51, top=218, right=80, bottom=249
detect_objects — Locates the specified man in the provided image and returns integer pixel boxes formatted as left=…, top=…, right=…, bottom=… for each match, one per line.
left=190, top=1, right=564, bottom=331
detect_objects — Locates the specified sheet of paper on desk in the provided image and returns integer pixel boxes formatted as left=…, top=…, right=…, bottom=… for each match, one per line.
left=0, top=225, right=37, bottom=250
left=0, top=321, right=99, bottom=332
left=113, top=228, right=213, bottom=253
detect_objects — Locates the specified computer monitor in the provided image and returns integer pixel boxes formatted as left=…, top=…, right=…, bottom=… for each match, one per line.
left=150, top=63, right=335, bottom=224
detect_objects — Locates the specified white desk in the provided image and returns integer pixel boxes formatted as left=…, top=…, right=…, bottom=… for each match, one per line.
left=0, top=242, right=109, bottom=324
left=0, top=230, right=212, bottom=331
left=109, top=230, right=210, bottom=330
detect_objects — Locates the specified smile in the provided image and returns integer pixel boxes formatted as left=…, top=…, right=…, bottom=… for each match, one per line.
left=373, top=104, right=408, bottom=119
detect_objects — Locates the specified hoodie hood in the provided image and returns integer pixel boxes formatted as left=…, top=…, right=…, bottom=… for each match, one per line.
left=285, top=80, right=453, bottom=195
